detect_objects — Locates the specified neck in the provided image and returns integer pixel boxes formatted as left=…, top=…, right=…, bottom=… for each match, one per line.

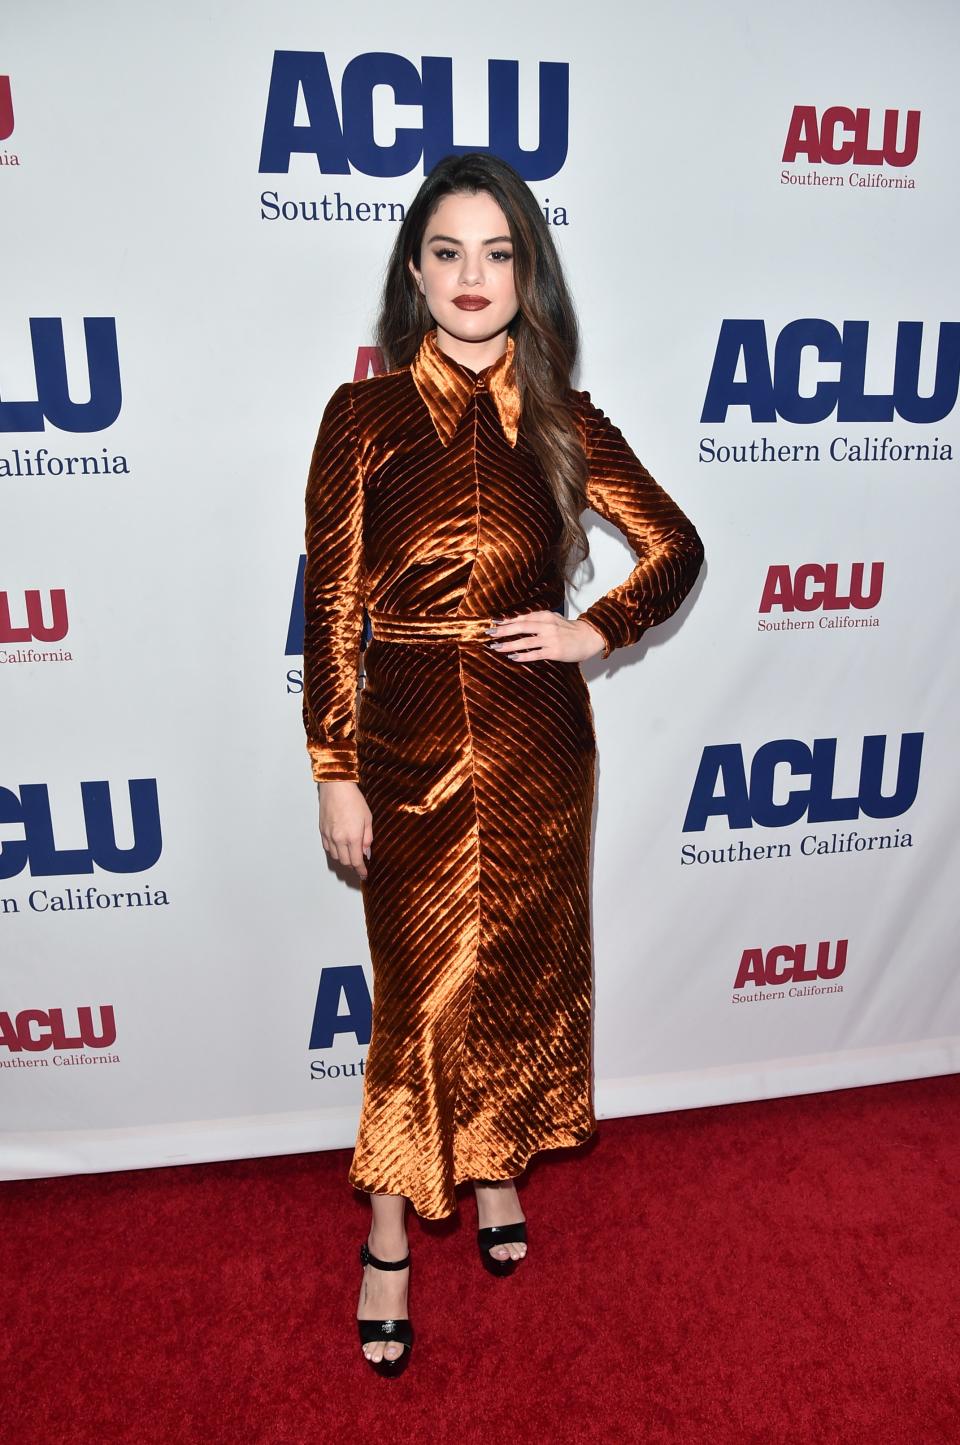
left=434, top=324, right=510, bottom=373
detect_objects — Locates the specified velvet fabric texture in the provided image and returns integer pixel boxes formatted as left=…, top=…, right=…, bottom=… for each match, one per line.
left=302, top=327, right=704, bottom=1219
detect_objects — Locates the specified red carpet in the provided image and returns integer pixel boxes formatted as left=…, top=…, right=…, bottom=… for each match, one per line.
left=3, top=1075, right=959, bottom=1443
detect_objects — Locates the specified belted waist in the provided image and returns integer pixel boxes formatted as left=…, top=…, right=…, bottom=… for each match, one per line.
left=367, top=609, right=499, bottom=644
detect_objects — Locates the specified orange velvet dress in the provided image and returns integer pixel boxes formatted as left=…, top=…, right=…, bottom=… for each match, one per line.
left=302, top=327, right=704, bottom=1220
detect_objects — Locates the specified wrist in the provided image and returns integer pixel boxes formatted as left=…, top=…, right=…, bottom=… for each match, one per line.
left=576, top=618, right=608, bottom=659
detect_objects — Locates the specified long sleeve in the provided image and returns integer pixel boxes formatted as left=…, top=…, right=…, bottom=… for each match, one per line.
left=302, top=381, right=366, bottom=782
left=574, top=391, right=705, bottom=660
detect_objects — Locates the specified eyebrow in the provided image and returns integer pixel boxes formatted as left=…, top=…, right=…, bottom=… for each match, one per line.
left=426, top=234, right=513, bottom=246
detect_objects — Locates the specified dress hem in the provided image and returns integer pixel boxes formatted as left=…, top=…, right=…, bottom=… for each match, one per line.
left=347, top=1118, right=598, bottom=1221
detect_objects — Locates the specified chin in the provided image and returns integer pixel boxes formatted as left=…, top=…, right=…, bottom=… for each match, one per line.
left=438, top=309, right=511, bottom=341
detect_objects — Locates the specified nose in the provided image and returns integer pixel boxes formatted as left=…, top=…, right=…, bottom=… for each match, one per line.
left=457, top=251, right=484, bottom=287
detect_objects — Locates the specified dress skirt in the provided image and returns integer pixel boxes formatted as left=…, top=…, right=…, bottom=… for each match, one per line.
left=348, top=621, right=598, bottom=1220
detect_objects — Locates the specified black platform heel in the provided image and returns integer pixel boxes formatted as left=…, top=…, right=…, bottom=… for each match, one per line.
left=477, top=1220, right=527, bottom=1277
left=357, top=1240, right=414, bottom=1376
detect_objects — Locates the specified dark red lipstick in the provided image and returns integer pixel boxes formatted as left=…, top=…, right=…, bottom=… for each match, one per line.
left=453, top=295, right=491, bottom=310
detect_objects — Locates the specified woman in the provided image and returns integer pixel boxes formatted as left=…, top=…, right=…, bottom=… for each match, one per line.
left=302, top=152, right=704, bottom=1375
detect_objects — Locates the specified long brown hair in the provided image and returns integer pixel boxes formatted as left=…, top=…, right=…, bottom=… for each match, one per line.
left=375, top=152, right=590, bottom=582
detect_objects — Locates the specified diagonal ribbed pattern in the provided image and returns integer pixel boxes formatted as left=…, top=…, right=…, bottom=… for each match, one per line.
left=302, top=329, right=704, bottom=1218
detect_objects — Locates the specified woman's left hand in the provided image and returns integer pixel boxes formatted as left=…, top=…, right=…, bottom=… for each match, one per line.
left=486, top=611, right=607, bottom=663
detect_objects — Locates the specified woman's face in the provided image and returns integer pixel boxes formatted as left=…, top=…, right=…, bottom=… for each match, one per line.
left=409, top=189, right=519, bottom=351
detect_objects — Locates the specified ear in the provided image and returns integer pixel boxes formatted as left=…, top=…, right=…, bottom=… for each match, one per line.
left=407, top=257, right=425, bottom=294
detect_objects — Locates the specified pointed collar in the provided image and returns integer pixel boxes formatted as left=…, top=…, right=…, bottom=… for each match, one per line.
left=411, top=327, right=520, bottom=448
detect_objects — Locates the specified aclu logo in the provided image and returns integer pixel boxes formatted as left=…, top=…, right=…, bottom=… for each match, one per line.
left=259, top=51, right=569, bottom=180
left=308, top=966, right=370, bottom=1083
left=0, top=74, right=19, bottom=167
left=0, top=589, right=68, bottom=641
left=0, top=1005, right=117, bottom=1054
left=285, top=554, right=373, bottom=695
left=286, top=554, right=306, bottom=661
left=701, top=319, right=960, bottom=424
left=0, top=588, right=73, bottom=664
left=757, top=563, right=883, bottom=634
left=0, top=318, right=122, bottom=434
left=782, top=107, right=919, bottom=168
left=0, top=1005, right=120, bottom=1068
left=759, top=563, right=883, bottom=614
left=683, top=733, right=923, bottom=832
left=0, top=780, right=162, bottom=878
left=732, top=940, right=847, bottom=1002
left=0, top=75, right=13, bottom=140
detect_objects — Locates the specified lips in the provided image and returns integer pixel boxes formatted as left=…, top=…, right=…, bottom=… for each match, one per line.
left=453, top=296, right=491, bottom=310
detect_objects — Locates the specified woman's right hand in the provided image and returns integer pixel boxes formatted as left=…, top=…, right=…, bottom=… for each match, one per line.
left=317, top=780, right=374, bottom=880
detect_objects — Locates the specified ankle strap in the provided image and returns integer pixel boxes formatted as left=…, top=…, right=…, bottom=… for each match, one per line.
left=360, top=1240, right=410, bottom=1271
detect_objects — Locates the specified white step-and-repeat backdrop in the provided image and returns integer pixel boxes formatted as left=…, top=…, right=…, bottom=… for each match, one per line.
left=3, top=1, right=959, bottom=1178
